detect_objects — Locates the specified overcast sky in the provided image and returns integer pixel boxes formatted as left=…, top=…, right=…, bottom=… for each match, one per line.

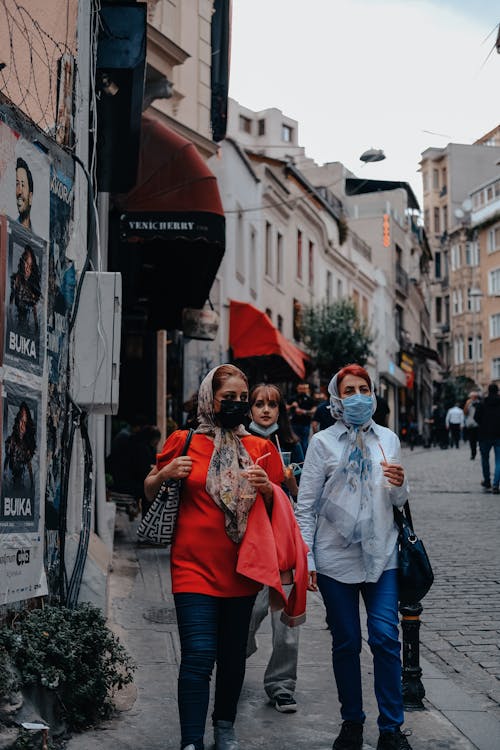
left=228, top=0, right=500, bottom=206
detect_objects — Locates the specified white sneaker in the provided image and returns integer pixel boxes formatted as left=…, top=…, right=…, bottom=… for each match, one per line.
left=182, top=745, right=196, bottom=750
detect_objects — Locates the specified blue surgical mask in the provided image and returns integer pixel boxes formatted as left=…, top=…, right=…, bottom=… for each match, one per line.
left=249, top=420, right=279, bottom=438
left=342, top=394, right=373, bottom=426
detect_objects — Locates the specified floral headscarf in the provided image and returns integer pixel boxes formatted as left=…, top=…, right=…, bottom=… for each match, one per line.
left=195, top=366, right=256, bottom=543
left=321, top=371, right=381, bottom=577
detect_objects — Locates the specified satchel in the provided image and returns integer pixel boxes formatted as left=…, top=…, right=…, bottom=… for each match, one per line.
left=393, top=501, right=434, bottom=604
left=137, top=429, right=194, bottom=546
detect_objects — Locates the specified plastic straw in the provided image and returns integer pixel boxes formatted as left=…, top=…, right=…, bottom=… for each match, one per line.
left=378, top=442, right=388, bottom=463
left=274, top=434, right=286, bottom=468
left=255, top=451, right=271, bottom=465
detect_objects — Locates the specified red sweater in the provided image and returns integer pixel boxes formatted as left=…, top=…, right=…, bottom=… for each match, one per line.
left=156, top=430, right=284, bottom=597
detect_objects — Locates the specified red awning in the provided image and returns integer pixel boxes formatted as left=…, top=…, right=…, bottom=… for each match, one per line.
left=116, top=114, right=225, bottom=245
left=229, top=300, right=309, bottom=379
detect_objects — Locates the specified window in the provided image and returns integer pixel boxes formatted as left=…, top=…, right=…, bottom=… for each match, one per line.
left=362, top=296, right=368, bottom=321
left=465, top=241, right=479, bottom=266
left=452, top=290, right=457, bottom=315
left=258, top=119, right=266, bottom=136
left=450, top=244, right=461, bottom=270
left=424, top=208, right=430, bottom=230
left=490, top=313, right=500, bottom=339
left=326, top=270, right=332, bottom=303
left=477, top=334, right=483, bottom=360
left=277, top=314, right=283, bottom=332
left=433, top=207, right=440, bottom=234
left=441, top=167, right=447, bottom=190
left=468, top=336, right=474, bottom=360
left=308, top=241, right=314, bottom=287
left=467, top=289, right=481, bottom=312
left=442, top=205, right=448, bottom=231
left=457, top=288, right=463, bottom=314
left=454, top=335, right=464, bottom=364
left=296, top=229, right=303, bottom=279
left=487, top=225, right=500, bottom=253
left=352, top=289, right=360, bottom=311
left=493, top=357, right=500, bottom=379
left=433, top=169, right=439, bottom=189
left=488, top=268, right=500, bottom=295
left=282, top=124, right=293, bottom=142
left=435, top=296, right=442, bottom=323
left=434, top=251, right=441, bottom=279
left=235, top=210, right=244, bottom=282
left=249, top=227, right=257, bottom=297
left=239, top=115, right=252, bottom=133
left=337, top=278, right=343, bottom=299
left=265, top=221, right=272, bottom=278
left=422, top=171, right=429, bottom=193
left=276, top=232, right=283, bottom=286
left=265, top=308, right=272, bottom=320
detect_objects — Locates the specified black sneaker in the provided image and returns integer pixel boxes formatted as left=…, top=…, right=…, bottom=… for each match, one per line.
left=272, top=693, right=297, bottom=713
left=332, top=720, right=363, bottom=750
left=377, top=729, right=413, bottom=749
left=492, top=486, right=500, bottom=495
left=481, top=480, right=492, bottom=492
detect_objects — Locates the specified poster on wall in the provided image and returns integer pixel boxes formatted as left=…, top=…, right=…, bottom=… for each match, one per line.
left=45, top=164, right=75, bottom=532
left=0, top=119, right=51, bottom=243
left=0, top=531, right=48, bottom=605
left=0, top=380, right=42, bottom=534
left=3, top=220, right=47, bottom=376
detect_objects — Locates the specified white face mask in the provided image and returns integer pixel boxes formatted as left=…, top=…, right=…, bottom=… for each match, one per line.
left=248, top=420, right=279, bottom=438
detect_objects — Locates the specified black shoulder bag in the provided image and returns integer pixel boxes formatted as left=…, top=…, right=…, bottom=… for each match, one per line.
left=393, top=501, right=434, bottom=604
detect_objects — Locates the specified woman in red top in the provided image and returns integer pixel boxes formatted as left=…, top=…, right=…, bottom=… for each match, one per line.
left=144, top=365, right=283, bottom=750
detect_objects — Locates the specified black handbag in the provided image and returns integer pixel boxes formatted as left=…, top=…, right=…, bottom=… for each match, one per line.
left=137, top=429, right=194, bottom=546
left=393, top=501, right=434, bottom=604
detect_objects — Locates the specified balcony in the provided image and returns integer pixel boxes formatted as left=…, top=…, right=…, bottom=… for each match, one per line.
left=395, top=263, right=409, bottom=295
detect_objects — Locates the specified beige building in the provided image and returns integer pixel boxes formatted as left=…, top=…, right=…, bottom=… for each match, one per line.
left=420, top=139, right=500, bottom=390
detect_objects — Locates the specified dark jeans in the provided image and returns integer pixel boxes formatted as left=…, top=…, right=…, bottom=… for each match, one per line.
left=467, top=426, right=478, bottom=459
left=448, top=424, right=461, bottom=448
left=479, top=438, right=500, bottom=489
left=174, top=592, right=256, bottom=750
left=317, top=569, right=404, bottom=732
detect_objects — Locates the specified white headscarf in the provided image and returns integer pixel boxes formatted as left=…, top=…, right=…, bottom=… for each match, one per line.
left=321, top=370, right=381, bottom=577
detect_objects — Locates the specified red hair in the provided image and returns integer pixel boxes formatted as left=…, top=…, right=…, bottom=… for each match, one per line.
left=336, top=364, right=371, bottom=391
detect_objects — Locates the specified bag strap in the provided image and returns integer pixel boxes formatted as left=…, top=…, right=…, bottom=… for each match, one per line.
left=182, top=428, right=194, bottom=456
left=393, top=500, right=414, bottom=531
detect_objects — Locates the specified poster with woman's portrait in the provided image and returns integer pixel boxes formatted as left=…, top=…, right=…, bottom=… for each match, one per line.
left=0, top=381, right=41, bottom=533
left=3, top=219, right=47, bottom=376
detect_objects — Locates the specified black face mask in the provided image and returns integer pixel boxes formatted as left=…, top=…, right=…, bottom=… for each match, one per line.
left=217, top=400, right=250, bottom=429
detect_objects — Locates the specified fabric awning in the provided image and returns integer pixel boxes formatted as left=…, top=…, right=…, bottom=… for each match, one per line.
left=112, top=115, right=225, bottom=329
left=229, top=300, right=310, bottom=379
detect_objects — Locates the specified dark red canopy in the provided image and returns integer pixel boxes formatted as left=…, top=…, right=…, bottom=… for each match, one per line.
left=229, top=300, right=309, bottom=379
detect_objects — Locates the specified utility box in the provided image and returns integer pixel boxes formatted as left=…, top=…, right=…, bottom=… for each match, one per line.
left=71, top=272, right=122, bottom=414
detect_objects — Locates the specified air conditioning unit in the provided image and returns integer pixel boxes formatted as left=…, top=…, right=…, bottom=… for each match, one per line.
left=70, top=272, right=122, bottom=414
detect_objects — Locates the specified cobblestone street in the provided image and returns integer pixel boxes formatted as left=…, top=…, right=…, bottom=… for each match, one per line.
left=401, top=442, right=500, bottom=719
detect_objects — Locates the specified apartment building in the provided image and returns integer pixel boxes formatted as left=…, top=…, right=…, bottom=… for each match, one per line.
left=420, top=139, right=500, bottom=390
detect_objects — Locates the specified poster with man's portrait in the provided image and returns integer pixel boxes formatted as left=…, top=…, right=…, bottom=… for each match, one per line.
left=3, top=219, right=47, bottom=376
left=0, top=381, right=42, bottom=534
left=0, top=121, right=51, bottom=243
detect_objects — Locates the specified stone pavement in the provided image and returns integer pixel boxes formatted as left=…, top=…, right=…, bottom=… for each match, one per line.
left=64, top=442, right=500, bottom=750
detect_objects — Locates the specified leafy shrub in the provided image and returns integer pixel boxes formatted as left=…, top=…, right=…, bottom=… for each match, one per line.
left=0, top=604, right=135, bottom=729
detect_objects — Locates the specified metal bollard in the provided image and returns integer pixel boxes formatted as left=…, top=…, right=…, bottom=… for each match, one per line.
left=399, top=601, right=426, bottom=710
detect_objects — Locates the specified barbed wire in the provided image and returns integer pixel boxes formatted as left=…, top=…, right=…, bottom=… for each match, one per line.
left=0, top=0, right=79, bottom=137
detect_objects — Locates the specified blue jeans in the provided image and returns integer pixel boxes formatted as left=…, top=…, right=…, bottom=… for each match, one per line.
left=174, top=592, right=256, bottom=750
left=317, top=569, right=404, bottom=732
left=479, top=438, right=500, bottom=488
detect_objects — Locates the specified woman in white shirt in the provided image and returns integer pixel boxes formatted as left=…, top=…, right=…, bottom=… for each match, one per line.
left=296, top=364, right=412, bottom=750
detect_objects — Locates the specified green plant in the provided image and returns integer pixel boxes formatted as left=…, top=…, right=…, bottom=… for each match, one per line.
left=0, top=645, right=18, bottom=698
left=0, top=604, right=136, bottom=729
left=301, top=299, right=373, bottom=382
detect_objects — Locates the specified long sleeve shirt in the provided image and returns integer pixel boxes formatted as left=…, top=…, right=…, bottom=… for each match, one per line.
left=295, top=421, right=408, bottom=583
left=445, top=406, right=465, bottom=428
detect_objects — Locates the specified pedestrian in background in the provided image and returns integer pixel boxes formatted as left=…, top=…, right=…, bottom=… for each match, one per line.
left=246, top=383, right=303, bottom=714
left=445, top=402, right=464, bottom=449
left=144, top=364, right=307, bottom=750
left=474, top=382, right=500, bottom=494
left=463, top=391, right=481, bottom=461
left=287, top=382, right=316, bottom=454
left=296, top=363, right=413, bottom=750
